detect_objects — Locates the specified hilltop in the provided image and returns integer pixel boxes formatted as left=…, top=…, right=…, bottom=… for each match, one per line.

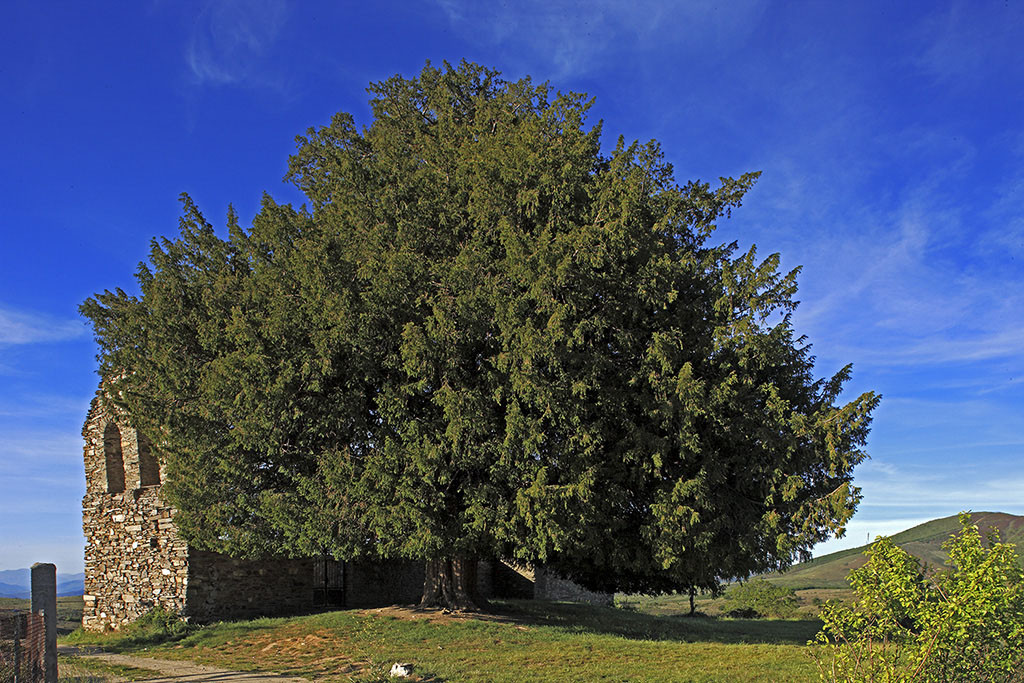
left=770, top=512, right=1024, bottom=589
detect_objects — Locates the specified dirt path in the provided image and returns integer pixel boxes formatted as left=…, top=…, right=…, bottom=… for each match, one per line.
left=60, top=647, right=312, bottom=682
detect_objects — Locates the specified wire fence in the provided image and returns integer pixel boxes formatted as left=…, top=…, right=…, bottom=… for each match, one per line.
left=0, top=609, right=46, bottom=683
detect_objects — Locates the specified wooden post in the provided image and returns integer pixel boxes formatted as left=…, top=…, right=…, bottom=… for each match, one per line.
left=30, top=563, right=57, bottom=683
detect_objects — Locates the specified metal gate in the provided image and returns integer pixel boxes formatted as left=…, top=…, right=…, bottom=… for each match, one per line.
left=313, top=556, right=345, bottom=608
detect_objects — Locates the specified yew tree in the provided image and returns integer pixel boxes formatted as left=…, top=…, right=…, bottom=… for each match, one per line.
left=81, top=61, right=879, bottom=610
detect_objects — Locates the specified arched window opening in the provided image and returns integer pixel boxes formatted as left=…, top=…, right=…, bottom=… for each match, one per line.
left=138, top=432, right=160, bottom=487
left=104, top=422, right=126, bottom=494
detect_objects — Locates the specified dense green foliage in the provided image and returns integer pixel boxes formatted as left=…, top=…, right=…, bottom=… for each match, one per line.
left=81, top=61, right=878, bottom=604
left=722, top=578, right=799, bottom=618
left=812, top=513, right=1024, bottom=681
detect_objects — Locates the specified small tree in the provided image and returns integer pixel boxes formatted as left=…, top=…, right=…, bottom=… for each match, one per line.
left=811, top=513, right=1024, bottom=682
left=722, top=577, right=798, bottom=618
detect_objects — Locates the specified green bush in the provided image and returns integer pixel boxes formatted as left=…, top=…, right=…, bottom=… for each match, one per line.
left=811, top=513, right=1024, bottom=682
left=721, top=578, right=798, bottom=618
left=123, top=606, right=194, bottom=642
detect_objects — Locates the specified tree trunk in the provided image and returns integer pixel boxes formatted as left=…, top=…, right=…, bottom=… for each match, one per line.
left=689, top=586, right=696, bottom=616
left=419, top=556, right=487, bottom=611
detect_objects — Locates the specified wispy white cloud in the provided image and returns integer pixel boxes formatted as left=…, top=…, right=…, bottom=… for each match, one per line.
left=853, top=456, right=1024, bottom=512
left=813, top=456, right=1024, bottom=556
left=0, top=431, right=86, bottom=573
left=870, top=395, right=1024, bottom=449
left=712, top=10, right=1024, bottom=379
left=433, top=0, right=767, bottom=79
left=833, top=326, right=1024, bottom=367
left=0, top=533, right=85, bottom=574
left=186, top=0, right=289, bottom=88
left=908, top=1, right=1024, bottom=88
left=749, top=123, right=1024, bottom=373
left=982, top=132, right=1024, bottom=263
left=0, top=306, right=87, bottom=345
left=0, top=392, right=94, bottom=420
left=2, top=432, right=83, bottom=471
left=977, top=376, right=1024, bottom=396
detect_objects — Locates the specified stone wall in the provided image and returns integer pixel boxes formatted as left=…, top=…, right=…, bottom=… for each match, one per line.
left=534, top=567, right=613, bottom=606
left=482, top=561, right=612, bottom=605
left=345, top=559, right=425, bottom=608
left=489, top=561, right=536, bottom=599
left=82, top=397, right=187, bottom=630
left=185, top=551, right=318, bottom=622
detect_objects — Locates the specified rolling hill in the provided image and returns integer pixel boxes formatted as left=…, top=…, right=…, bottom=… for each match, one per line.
left=770, top=512, right=1024, bottom=589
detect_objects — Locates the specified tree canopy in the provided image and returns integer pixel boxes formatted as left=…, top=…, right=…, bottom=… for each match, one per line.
left=81, top=60, right=879, bottom=609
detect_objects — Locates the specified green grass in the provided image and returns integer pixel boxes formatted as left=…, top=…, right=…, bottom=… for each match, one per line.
left=65, top=600, right=822, bottom=682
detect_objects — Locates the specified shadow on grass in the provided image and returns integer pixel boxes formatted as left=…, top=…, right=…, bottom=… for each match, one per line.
left=489, top=599, right=822, bottom=645
left=62, top=616, right=283, bottom=654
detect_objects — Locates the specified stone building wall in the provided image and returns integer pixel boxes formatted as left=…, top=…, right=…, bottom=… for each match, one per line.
left=81, top=398, right=187, bottom=631
left=484, top=561, right=612, bottom=605
left=488, top=561, right=536, bottom=599
left=184, top=551, right=318, bottom=622
left=534, top=567, right=613, bottom=606
left=345, top=559, right=424, bottom=608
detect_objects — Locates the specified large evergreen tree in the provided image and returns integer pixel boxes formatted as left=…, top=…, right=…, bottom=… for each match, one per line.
left=81, top=61, right=879, bottom=610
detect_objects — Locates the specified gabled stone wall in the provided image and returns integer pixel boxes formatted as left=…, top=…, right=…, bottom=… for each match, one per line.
left=81, top=397, right=187, bottom=631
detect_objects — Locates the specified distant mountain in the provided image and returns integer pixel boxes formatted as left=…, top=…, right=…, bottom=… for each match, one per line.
left=771, top=512, right=1024, bottom=589
left=0, top=568, right=31, bottom=585
left=0, top=569, right=85, bottom=598
left=0, top=581, right=30, bottom=599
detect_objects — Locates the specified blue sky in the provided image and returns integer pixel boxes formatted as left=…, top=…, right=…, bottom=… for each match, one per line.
left=2, top=0, right=1022, bottom=574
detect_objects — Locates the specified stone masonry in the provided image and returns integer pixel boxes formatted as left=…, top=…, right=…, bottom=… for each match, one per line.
left=81, top=394, right=363, bottom=629
left=82, top=391, right=608, bottom=630
left=81, top=396, right=188, bottom=630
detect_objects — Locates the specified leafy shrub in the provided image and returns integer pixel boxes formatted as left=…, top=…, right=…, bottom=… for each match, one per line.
left=721, top=578, right=798, bottom=618
left=811, top=513, right=1024, bottom=682
left=124, top=606, right=194, bottom=642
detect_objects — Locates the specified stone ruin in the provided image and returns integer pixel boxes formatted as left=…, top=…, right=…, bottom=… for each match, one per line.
left=81, top=391, right=609, bottom=630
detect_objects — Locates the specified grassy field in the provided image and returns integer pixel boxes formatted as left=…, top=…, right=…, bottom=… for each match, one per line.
left=64, top=600, right=824, bottom=682
left=617, top=588, right=853, bottom=619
